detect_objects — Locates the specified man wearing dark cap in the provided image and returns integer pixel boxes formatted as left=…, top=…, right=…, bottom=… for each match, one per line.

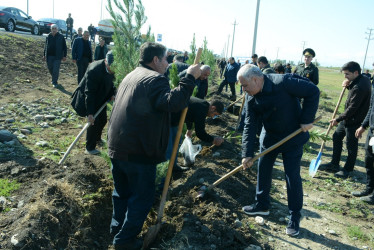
left=293, top=48, right=319, bottom=85
left=285, top=63, right=292, bottom=73
left=258, top=56, right=276, bottom=74
left=84, top=50, right=116, bottom=155
left=251, top=54, right=258, bottom=66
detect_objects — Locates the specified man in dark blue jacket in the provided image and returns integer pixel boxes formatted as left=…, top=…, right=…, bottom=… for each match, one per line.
left=43, top=24, right=67, bottom=88
left=355, top=91, right=374, bottom=204
left=72, top=30, right=93, bottom=84
left=217, top=57, right=240, bottom=100
left=238, top=64, right=319, bottom=237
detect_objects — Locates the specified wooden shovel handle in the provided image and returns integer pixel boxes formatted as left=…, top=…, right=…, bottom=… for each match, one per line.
left=209, top=115, right=322, bottom=189
left=156, top=48, right=203, bottom=222
left=319, top=87, right=346, bottom=152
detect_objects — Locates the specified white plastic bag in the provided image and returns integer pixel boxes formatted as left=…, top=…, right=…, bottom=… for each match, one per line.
left=179, top=136, right=202, bottom=167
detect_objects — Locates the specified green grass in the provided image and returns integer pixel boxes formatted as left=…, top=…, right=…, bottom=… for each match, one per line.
left=0, top=179, right=21, bottom=197
left=347, top=225, right=369, bottom=241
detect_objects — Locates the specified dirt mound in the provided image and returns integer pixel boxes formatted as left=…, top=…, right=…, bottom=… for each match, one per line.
left=0, top=155, right=113, bottom=249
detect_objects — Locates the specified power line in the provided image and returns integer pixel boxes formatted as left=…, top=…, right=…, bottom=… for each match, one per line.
left=362, top=28, right=374, bottom=71
left=300, top=41, right=306, bottom=64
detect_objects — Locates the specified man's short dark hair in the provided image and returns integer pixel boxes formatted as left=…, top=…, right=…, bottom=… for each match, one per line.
left=341, top=61, right=361, bottom=74
left=229, top=57, right=235, bottom=61
left=252, top=54, right=258, bottom=58
left=173, top=54, right=184, bottom=62
left=139, top=42, right=167, bottom=65
left=211, top=100, right=224, bottom=114
left=258, top=56, right=268, bottom=64
left=274, top=64, right=285, bottom=74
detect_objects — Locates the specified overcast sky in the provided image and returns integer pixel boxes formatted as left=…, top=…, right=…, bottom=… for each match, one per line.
left=2, top=0, right=374, bottom=68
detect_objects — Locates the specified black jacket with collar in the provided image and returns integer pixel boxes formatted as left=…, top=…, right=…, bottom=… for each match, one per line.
left=336, top=74, right=371, bottom=127
left=107, top=64, right=196, bottom=164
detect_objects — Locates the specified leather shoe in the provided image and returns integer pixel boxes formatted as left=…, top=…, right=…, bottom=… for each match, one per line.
left=319, top=162, right=339, bottom=172
left=352, top=187, right=373, bottom=197
left=174, top=164, right=189, bottom=172
left=334, top=169, right=350, bottom=179
left=360, top=192, right=374, bottom=204
left=114, top=238, right=143, bottom=250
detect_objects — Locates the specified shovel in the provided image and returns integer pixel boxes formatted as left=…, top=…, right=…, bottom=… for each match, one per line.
left=143, top=48, right=203, bottom=249
left=58, top=101, right=108, bottom=165
left=309, top=87, right=346, bottom=177
left=197, top=116, right=322, bottom=198
left=235, top=93, right=246, bottom=131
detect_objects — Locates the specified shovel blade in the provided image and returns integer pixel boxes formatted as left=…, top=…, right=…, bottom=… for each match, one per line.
left=309, top=153, right=322, bottom=178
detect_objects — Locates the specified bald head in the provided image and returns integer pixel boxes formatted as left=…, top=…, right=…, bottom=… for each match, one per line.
left=200, top=65, right=211, bottom=80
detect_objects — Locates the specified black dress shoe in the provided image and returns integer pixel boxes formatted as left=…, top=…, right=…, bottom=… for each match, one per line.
left=114, top=238, right=143, bottom=250
left=334, top=169, right=350, bottom=179
left=360, top=192, right=374, bottom=204
left=352, top=187, right=374, bottom=197
left=319, top=162, right=340, bottom=172
left=174, top=164, right=189, bottom=172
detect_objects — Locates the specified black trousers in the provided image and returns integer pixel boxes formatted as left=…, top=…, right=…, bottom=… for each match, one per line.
left=331, top=122, right=360, bottom=171
left=217, top=79, right=236, bottom=97
left=86, top=107, right=107, bottom=150
left=364, top=130, right=374, bottom=189
left=76, top=57, right=89, bottom=84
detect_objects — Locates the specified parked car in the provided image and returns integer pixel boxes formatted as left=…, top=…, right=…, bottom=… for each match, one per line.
left=37, top=18, right=77, bottom=37
left=0, top=6, right=39, bottom=35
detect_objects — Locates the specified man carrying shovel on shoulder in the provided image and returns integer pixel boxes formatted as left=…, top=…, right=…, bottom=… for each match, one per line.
left=238, top=64, right=319, bottom=237
left=107, top=42, right=201, bottom=249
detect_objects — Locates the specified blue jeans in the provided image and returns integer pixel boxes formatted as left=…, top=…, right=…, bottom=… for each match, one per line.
left=255, top=139, right=303, bottom=221
left=46, top=56, right=61, bottom=85
left=110, top=158, right=156, bottom=245
left=165, top=126, right=181, bottom=167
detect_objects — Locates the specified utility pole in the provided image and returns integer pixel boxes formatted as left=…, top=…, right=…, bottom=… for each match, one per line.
left=27, top=0, right=29, bottom=15
left=363, top=28, right=374, bottom=72
left=276, top=47, right=280, bottom=60
left=53, top=0, right=55, bottom=18
left=231, top=20, right=238, bottom=58
left=225, top=34, right=230, bottom=59
left=300, top=41, right=306, bottom=64
left=252, top=0, right=261, bottom=56
left=101, top=0, right=103, bottom=20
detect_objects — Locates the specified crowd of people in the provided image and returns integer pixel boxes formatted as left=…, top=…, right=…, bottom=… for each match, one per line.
left=41, top=18, right=374, bottom=247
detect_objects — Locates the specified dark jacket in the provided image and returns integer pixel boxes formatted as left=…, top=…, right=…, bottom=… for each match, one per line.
left=219, top=60, right=227, bottom=69
left=261, top=64, right=276, bottom=74
left=179, top=70, right=208, bottom=99
left=242, top=74, right=320, bottom=158
left=293, top=62, right=319, bottom=85
left=165, top=61, right=189, bottom=78
left=94, top=44, right=108, bottom=60
left=362, top=91, right=374, bottom=130
left=83, top=60, right=115, bottom=115
left=336, top=74, right=371, bottom=126
left=224, top=62, right=240, bottom=83
left=43, top=32, right=67, bottom=60
left=107, top=65, right=196, bottom=164
left=72, top=37, right=92, bottom=62
left=185, top=97, right=214, bottom=143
